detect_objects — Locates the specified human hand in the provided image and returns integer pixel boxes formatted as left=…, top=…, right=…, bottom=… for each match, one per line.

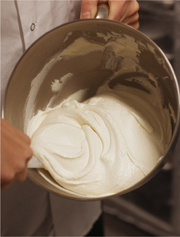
left=80, top=0, right=139, bottom=29
left=1, top=118, right=33, bottom=190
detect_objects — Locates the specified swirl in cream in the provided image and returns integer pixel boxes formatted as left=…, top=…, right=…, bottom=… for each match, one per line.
left=28, top=81, right=171, bottom=196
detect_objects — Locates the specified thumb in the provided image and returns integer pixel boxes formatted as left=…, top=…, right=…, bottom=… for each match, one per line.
left=80, top=0, right=98, bottom=19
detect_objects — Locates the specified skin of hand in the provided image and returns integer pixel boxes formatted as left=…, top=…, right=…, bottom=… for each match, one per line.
left=1, top=118, right=33, bottom=190
left=80, top=0, right=139, bottom=29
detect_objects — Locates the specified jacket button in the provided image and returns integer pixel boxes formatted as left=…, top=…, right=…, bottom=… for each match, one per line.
left=30, top=23, right=36, bottom=31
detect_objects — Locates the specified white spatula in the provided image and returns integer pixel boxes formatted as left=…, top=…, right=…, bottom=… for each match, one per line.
left=28, top=156, right=43, bottom=168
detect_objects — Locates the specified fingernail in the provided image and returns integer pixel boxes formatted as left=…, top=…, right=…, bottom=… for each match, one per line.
left=81, top=11, right=91, bottom=19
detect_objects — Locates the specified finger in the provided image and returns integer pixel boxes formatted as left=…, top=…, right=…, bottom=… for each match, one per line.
left=17, top=132, right=31, bottom=145
left=22, top=146, right=33, bottom=163
left=15, top=165, right=28, bottom=183
left=120, top=0, right=139, bottom=22
left=1, top=168, right=15, bottom=190
left=13, top=128, right=31, bottom=145
left=2, top=119, right=31, bottom=145
left=122, top=12, right=139, bottom=26
left=1, top=181, right=14, bottom=190
left=108, top=0, right=127, bottom=21
left=80, top=0, right=98, bottom=19
left=129, top=21, right=139, bottom=30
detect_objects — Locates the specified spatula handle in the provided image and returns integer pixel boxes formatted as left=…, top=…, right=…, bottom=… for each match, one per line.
left=96, top=4, right=109, bottom=19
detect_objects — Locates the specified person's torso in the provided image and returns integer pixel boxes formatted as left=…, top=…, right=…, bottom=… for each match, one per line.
left=1, top=1, right=101, bottom=236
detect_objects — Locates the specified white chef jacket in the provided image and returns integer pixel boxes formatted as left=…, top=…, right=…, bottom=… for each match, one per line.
left=1, top=1, right=101, bottom=236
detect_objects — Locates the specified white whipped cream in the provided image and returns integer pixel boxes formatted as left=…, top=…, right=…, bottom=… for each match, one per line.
left=28, top=81, right=171, bottom=196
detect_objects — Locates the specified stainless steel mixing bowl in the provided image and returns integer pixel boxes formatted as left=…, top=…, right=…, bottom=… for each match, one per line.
left=2, top=18, right=180, bottom=200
